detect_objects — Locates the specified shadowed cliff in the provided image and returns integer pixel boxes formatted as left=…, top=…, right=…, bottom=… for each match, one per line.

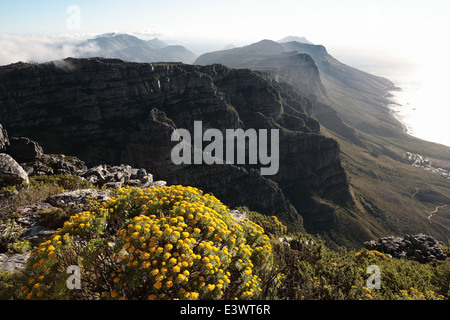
left=0, top=58, right=354, bottom=240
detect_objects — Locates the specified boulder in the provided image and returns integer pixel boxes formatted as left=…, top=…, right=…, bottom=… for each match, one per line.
left=7, top=137, right=43, bottom=163
left=0, top=153, right=29, bottom=187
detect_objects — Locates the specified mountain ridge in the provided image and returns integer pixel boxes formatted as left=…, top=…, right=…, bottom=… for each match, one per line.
left=0, top=57, right=360, bottom=245
left=1, top=35, right=449, bottom=248
left=194, top=38, right=450, bottom=246
left=75, top=33, right=198, bottom=64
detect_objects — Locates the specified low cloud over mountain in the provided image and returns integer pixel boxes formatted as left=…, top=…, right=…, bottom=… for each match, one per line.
left=0, top=33, right=197, bottom=65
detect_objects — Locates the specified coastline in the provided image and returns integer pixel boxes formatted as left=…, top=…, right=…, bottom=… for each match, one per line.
left=383, top=84, right=410, bottom=135
left=378, top=68, right=450, bottom=148
left=388, top=108, right=409, bottom=134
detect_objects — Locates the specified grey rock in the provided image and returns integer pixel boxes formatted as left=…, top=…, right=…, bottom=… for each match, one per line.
left=23, top=153, right=88, bottom=176
left=0, top=253, right=30, bottom=272
left=46, top=189, right=111, bottom=212
left=230, top=209, right=247, bottom=222
left=141, top=180, right=167, bottom=189
left=0, top=153, right=29, bottom=187
left=20, top=226, right=56, bottom=246
left=278, top=236, right=293, bottom=246
left=127, top=179, right=143, bottom=186
left=15, top=202, right=58, bottom=226
left=81, top=164, right=154, bottom=188
left=105, top=181, right=123, bottom=189
left=364, top=233, right=447, bottom=263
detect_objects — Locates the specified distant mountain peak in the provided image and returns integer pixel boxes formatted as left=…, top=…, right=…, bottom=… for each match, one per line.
left=77, top=33, right=197, bottom=64
left=148, top=38, right=168, bottom=48
left=223, top=44, right=237, bottom=50
left=94, top=32, right=129, bottom=38
left=278, top=36, right=313, bottom=45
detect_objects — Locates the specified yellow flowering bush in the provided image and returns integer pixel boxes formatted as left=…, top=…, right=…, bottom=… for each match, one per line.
left=395, top=287, right=445, bottom=300
left=21, top=185, right=272, bottom=300
left=7, top=240, right=32, bottom=254
left=354, top=250, right=386, bottom=261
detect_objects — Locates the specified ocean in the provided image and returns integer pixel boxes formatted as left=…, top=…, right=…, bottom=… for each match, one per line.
left=359, top=62, right=450, bottom=147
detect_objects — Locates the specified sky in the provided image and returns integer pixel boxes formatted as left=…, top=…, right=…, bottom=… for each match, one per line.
left=1, top=0, right=449, bottom=64
left=1, top=1, right=450, bottom=145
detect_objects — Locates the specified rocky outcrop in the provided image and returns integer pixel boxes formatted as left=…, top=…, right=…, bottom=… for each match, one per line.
left=22, top=153, right=88, bottom=177
left=81, top=164, right=159, bottom=189
left=0, top=58, right=353, bottom=235
left=0, top=125, right=165, bottom=190
left=195, top=40, right=376, bottom=146
left=46, top=189, right=112, bottom=211
left=0, top=153, right=29, bottom=187
left=364, top=234, right=448, bottom=263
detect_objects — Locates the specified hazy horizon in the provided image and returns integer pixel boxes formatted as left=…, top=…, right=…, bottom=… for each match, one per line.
left=1, top=0, right=450, bottom=147
left=1, top=0, right=449, bottom=66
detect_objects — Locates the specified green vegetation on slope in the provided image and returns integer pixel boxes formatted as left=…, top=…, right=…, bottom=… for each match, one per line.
left=322, top=126, right=450, bottom=246
left=1, top=180, right=448, bottom=300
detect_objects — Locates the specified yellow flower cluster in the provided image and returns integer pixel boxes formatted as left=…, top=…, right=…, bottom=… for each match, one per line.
left=104, top=185, right=272, bottom=300
left=396, top=287, right=445, bottom=300
left=354, top=250, right=386, bottom=260
left=59, top=210, right=106, bottom=236
left=8, top=240, right=31, bottom=254
left=22, top=185, right=272, bottom=300
left=22, top=233, right=71, bottom=299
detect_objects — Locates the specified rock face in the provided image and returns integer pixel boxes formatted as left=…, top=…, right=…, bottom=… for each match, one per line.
left=195, top=41, right=329, bottom=104
left=364, top=234, right=447, bottom=263
left=0, top=153, right=29, bottom=187
left=0, top=124, right=9, bottom=152
left=0, top=253, right=30, bottom=272
left=0, top=58, right=353, bottom=235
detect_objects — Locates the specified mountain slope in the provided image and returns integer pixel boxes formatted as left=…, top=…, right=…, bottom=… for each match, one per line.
left=0, top=58, right=361, bottom=246
left=194, top=38, right=450, bottom=246
left=195, top=40, right=363, bottom=146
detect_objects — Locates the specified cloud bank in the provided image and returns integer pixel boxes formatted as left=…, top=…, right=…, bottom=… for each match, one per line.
left=0, top=33, right=100, bottom=66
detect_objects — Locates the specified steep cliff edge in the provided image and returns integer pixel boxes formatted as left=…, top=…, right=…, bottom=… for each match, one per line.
left=195, top=40, right=363, bottom=146
left=0, top=58, right=353, bottom=239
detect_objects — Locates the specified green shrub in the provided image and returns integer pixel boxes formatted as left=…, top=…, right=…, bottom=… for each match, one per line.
left=238, top=207, right=287, bottom=237
left=37, top=208, right=70, bottom=230
left=0, top=219, right=25, bottom=253
left=0, top=271, right=28, bottom=300
left=265, top=234, right=449, bottom=300
left=0, top=175, right=91, bottom=216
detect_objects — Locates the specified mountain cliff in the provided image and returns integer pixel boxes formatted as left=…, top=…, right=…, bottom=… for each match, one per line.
left=75, top=33, right=198, bottom=64
left=0, top=58, right=354, bottom=241
left=195, top=40, right=363, bottom=145
left=194, top=38, right=450, bottom=246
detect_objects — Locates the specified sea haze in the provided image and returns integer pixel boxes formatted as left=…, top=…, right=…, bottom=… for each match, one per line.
left=358, top=61, right=450, bottom=147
